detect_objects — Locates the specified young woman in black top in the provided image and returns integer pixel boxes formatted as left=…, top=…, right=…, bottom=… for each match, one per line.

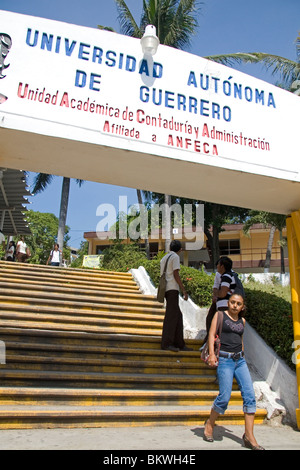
left=204, top=292, right=264, bottom=450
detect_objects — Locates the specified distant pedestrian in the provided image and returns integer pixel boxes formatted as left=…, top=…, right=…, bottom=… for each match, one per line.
left=160, top=240, right=192, bottom=352
left=47, top=243, right=62, bottom=266
left=5, top=240, right=16, bottom=261
left=16, top=237, right=30, bottom=262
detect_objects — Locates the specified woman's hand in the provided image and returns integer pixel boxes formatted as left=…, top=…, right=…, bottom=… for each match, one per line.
left=208, top=354, right=217, bottom=367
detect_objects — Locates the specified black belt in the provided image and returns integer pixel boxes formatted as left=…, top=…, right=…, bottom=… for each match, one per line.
left=219, top=350, right=244, bottom=360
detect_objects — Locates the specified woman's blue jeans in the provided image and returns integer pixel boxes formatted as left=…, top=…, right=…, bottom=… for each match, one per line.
left=213, top=355, right=256, bottom=415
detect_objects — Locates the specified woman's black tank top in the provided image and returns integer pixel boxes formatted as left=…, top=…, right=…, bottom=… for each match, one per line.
left=220, top=312, right=244, bottom=353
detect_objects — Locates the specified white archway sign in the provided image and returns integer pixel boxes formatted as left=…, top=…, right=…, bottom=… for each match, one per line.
left=1, top=9, right=300, bottom=429
left=0, top=10, right=300, bottom=215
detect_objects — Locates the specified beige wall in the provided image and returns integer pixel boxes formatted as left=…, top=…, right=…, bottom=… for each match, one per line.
left=219, top=226, right=287, bottom=271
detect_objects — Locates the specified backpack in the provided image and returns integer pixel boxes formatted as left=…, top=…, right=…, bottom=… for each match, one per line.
left=232, top=271, right=245, bottom=298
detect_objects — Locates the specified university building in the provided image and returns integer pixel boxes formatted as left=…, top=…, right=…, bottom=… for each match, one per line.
left=84, top=223, right=288, bottom=273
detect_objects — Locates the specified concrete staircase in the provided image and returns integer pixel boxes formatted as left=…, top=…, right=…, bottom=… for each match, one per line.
left=0, top=261, right=267, bottom=429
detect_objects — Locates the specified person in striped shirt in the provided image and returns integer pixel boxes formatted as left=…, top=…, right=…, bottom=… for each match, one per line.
left=216, top=256, right=237, bottom=311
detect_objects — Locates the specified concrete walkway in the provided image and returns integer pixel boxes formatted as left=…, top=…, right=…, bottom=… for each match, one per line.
left=0, top=423, right=298, bottom=451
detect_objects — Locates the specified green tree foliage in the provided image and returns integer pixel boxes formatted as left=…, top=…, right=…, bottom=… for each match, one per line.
left=32, top=174, right=83, bottom=254
left=101, top=241, right=148, bottom=271
left=149, top=193, right=250, bottom=268
left=20, top=210, right=70, bottom=265
left=110, top=0, right=200, bottom=49
left=244, top=282, right=293, bottom=369
left=70, top=240, right=89, bottom=268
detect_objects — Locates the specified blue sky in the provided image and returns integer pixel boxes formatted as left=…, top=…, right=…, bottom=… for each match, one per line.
left=1, top=0, right=299, bottom=248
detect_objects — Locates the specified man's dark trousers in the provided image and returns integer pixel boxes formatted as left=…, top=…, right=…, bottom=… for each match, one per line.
left=161, top=290, right=185, bottom=350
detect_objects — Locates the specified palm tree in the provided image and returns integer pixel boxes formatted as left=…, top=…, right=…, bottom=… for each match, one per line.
left=32, top=173, right=83, bottom=261
left=111, top=2, right=300, bottom=90
left=114, top=0, right=199, bottom=47
left=136, top=188, right=150, bottom=258
left=104, top=1, right=299, bottom=259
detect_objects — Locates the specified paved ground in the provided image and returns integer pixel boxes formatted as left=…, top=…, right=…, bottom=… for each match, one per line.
left=0, top=422, right=298, bottom=451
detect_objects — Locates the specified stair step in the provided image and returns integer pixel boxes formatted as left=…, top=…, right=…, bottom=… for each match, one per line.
left=0, top=261, right=133, bottom=279
left=3, top=355, right=210, bottom=375
left=0, top=369, right=225, bottom=390
left=0, top=301, right=164, bottom=321
left=0, top=280, right=159, bottom=304
left=0, top=387, right=243, bottom=406
left=0, top=295, right=163, bottom=315
left=0, top=264, right=138, bottom=290
left=0, top=328, right=172, bottom=349
left=0, top=405, right=267, bottom=429
left=0, top=319, right=162, bottom=336
left=1, top=277, right=139, bottom=293
left=5, top=340, right=202, bottom=363
left=0, top=309, right=163, bottom=329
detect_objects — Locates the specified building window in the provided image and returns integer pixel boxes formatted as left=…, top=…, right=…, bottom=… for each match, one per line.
left=219, top=239, right=240, bottom=256
left=149, top=242, right=158, bottom=257
left=96, top=245, right=110, bottom=254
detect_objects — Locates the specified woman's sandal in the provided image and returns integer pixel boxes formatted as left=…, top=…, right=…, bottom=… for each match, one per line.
left=242, top=433, right=265, bottom=450
left=203, top=420, right=214, bottom=442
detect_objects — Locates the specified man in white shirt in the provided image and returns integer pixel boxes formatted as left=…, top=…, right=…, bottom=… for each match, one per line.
left=160, top=240, right=192, bottom=352
left=16, top=236, right=28, bottom=262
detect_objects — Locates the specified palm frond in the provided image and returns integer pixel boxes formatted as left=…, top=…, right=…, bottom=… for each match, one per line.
left=169, top=0, right=201, bottom=49
left=205, top=52, right=263, bottom=66
left=206, top=52, right=300, bottom=84
left=141, top=0, right=175, bottom=42
left=32, top=173, right=54, bottom=195
left=250, top=53, right=300, bottom=83
left=97, top=25, right=116, bottom=32
left=115, top=0, right=142, bottom=38
left=139, top=0, right=201, bottom=48
left=163, top=0, right=201, bottom=49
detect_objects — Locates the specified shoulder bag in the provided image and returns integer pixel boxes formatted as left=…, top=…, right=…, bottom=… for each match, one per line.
left=156, top=254, right=172, bottom=303
left=201, top=311, right=223, bottom=368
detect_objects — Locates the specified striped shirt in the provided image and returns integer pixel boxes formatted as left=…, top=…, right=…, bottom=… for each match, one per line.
left=216, top=271, right=236, bottom=310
